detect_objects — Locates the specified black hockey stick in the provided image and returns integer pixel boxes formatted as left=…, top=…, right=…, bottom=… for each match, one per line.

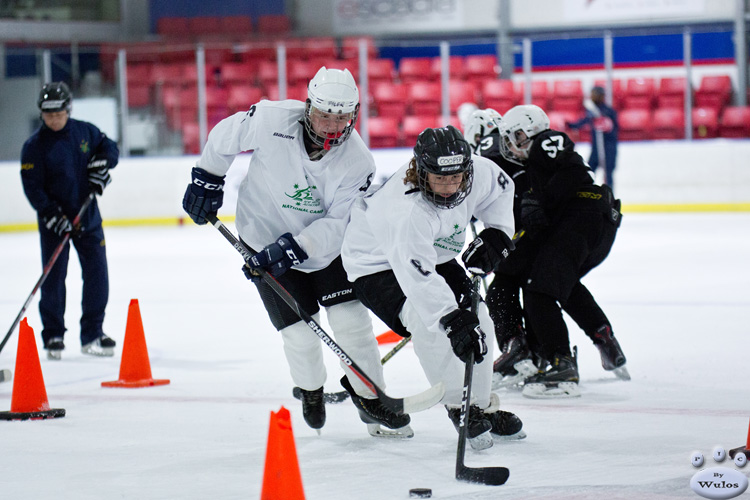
left=455, top=275, right=510, bottom=485
left=292, top=334, right=413, bottom=404
left=0, top=192, right=96, bottom=357
left=207, top=214, right=444, bottom=414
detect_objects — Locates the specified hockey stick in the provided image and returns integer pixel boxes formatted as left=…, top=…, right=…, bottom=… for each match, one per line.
left=292, top=334, right=413, bottom=404
left=468, top=219, right=488, bottom=293
left=0, top=192, right=96, bottom=357
left=455, top=275, right=510, bottom=485
left=207, top=214, right=444, bottom=414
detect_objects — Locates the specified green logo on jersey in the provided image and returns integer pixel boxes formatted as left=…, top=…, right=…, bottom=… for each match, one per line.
left=282, top=181, right=323, bottom=214
left=80, top=140, right=90, bottom=154
left=434, top=223, right=466, bottom=253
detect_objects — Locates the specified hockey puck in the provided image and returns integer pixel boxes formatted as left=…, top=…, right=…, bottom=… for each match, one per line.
left=409, top=488, right=432, bottom=498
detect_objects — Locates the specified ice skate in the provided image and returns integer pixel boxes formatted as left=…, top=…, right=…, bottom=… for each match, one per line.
left=298, top=386, right=326, bottom=432
left=81, top=334, right=116, bottom=357
left=340, top=376, right=413, bottom=438
left=522, top=349, right=581, bottom=399
left=592, top=325, right=630, bottom=381
left=491, top=334, right=536, bottom=390
left=45, top=337, right=64, bottom=360
left=446, top=405, right=494, bottom=450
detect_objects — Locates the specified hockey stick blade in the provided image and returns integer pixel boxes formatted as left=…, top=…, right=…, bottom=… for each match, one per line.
left=457, top=464, right=510, bottom=485
left=0, top=369, right=12, bottom=383
left=292, top=386, right=350, bottom=404
left=207, top=215, right=445, bottom=415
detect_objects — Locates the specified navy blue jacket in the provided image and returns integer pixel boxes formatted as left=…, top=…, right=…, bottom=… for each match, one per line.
left=21, top=118, right=119, bottom=228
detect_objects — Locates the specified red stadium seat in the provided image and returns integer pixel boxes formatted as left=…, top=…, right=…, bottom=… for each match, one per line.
left=219, top=62, right=253, bottom=86
left=150, top=63, right=184, bottom=89
left=127, top=84, right=151, bottom=108
left=371, top=82, right=408, bottom=118
left=652, top=108, right=685, bottom=140
left=264, top=83, right=307, bottom=102
left=367, top=58, right=397, bottom=85
left=623, top=78, right=656, bottom=110
left=407, top=82, right=442, bottom=116
left=182, top=122, right=202, bottom=154
left=448, top=80, right=479, bottom=113
left=227, top=85, right=264, bottom=114
left=430, top=56, right=466, bottom=81
left=695, top=75, right=732, bottom=115
left=481, top=79, right=517, bottom=113
left=288, top=59, right=321, bottom=86
left=126, top=64, right=152, bottom=86
left=187, top=16, right=222, bottom=37
left=548, top=110, right=584, bottom=143
left=367, top=116, right=401, bottom=148
left=340, top=36, right=379, bottom=60
left=156, top=17, right=189, bottom=37
left=403, top=115, right=439, bottom=146
left=516, top=80, right=550, bottom=109
left=718, top=106, right=750, bottom=138
left=399, top=57, right=435, bottom=83
left=302, top=37, right=338, bottom=60
left=692, top=107, right=719, bottom=139
left=551, top=79, right=583, bottom=112
left=464, top=55, right=500, bottom=84
left=257, top=14, right=291, bottom=35
left=618, top=109, right=652, bottom=141
left=220, top=15, right=253, bottom=36
left=657, top=77, right=688, bottom=109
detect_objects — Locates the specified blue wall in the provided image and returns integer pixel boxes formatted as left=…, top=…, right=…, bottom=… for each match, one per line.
left=149, top=0, right=285, bottom=33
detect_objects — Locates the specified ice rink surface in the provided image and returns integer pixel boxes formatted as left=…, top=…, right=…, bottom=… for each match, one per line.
left=1, top=212, right=749, bottom=499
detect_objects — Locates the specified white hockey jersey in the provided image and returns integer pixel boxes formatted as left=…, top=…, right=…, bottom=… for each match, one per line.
left=342, top=155, right=515, bottom=333
left=196, top=100, right=376, bottom=272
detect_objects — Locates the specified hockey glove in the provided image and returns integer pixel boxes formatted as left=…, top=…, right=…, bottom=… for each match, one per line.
left=87, top=155, right=111, bottom=195
left=247, top=233, right=308, bottom=278
left=182, top=167, right=225, bottom=225
left=42, top=206, right=73, bottom=237
left=440, top=309, right=487, bottom=364
left=462, top=228, right=515, bottom=275
left=520, top=192, right=548, bottom=234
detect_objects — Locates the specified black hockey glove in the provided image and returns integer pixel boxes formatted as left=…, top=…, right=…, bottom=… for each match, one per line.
left=42, top=206, right=73, bottom=237
left=87, top=155, right=111, bottom=195
left=520, top=192, right=548, bottom=234
left=247, top=233, right=308, bottom=278
left=440, top=309, right=487, bottom=364
left=462, top=228, right=515, bottom=275
left=182, top=167, right=225, bottom=225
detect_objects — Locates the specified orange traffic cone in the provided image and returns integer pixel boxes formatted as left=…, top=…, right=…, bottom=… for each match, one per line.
left=729, top=417, right=750, bottom=459
left=261, top=406, right=305, bottom=500
left=102, top=299, right=170, bottom=388
left=376, top=329, right=403, bottom=345
left=0, top=318, right=65, bottom=420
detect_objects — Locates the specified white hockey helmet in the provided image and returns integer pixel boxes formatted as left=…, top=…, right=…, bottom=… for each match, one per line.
left=497, top=104, right=550, bottom=165
left=464, top=108, right=502, bottom=153
left=304, top=67, right=360, bottom=150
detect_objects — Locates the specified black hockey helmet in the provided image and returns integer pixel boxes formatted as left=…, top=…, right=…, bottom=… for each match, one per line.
left=37, top=81, right=72, bottom=113
left=413, top=125, right=474, bottom=209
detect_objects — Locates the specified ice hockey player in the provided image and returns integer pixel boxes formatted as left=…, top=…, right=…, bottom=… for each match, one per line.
left=182, top=66, right=412, bottom=437
left=342, top=125, right=525, bottom=450
left=495, top=104, right=626, bottom=398
left=20, top=81, right=118, bottom=360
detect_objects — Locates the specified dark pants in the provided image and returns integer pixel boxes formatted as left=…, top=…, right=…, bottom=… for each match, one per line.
left=589, top=138, right=618, bottom=192
left=39, top=223, right=108, bottom=346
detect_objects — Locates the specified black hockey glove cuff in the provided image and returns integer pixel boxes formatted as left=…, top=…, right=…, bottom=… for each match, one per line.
left=182, top=167, right=225, bottom=225
left=42, top=206, right=73, bottom=237
left=520, top=193, right=548, bottom=235
left=462, top=228, right=515, bottom=275
left=248, top=233, right=309, bottom=278
left=87, top=155, right=112, bottom=195
left=440, top=309, right=487, bottom=364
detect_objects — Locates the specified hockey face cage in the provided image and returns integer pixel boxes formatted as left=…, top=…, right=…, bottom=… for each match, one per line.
left=304, top=102, right=360, bottom=150
left=417, top=163, right=474, bottom=210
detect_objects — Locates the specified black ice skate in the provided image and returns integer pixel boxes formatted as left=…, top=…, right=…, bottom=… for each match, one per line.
left=81, top=333, right=116, bottom=357
left=340, top=376, right=413, bottom=438
left=45, top=337, right=65, bottom=360
left=522, top=349, right=580, bottom=399
left=491, top=334, right=537, bottom=390
left=446, top=405, right=493, bottom=450
left=592, top=325, right=630, bottom=381
left=298, top=386, right=326, bottom=431
left=485, top=409, right=526, bottom=440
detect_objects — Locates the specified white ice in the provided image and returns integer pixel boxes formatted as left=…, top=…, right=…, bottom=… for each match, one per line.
left=1, top=213, right=749, bottom=500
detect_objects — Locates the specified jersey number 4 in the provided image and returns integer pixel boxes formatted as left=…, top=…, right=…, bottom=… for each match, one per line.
left=540, top=135, right=564, bottom=158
